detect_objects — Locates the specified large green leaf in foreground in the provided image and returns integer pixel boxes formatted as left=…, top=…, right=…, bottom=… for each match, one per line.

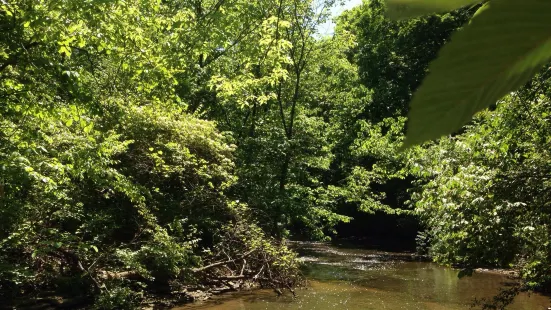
left=402, top=0, right=551, bottom=147
left=386, top=0, right=479, bottom=19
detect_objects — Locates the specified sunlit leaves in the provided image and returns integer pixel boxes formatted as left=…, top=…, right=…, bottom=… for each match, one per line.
left=0, top=0, right=270, bottom=300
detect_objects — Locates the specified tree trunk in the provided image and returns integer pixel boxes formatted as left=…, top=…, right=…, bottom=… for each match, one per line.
left=279, top=153, right=290, bottom=191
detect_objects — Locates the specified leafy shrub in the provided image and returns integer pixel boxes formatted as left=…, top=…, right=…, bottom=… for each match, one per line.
left=93, top=286, right=142, bottom=310
left=413, top=94, right=551, bottom=290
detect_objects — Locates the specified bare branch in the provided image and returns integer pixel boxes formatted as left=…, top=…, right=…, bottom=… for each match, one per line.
left=192, top=249, right=256, bottom=273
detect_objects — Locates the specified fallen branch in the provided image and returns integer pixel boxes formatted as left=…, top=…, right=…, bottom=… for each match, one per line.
left=240, top=259, right=246, bottom=276
left=192, top=249, right=256, bottom=273
left=253, top=265, right=264, bottom=280
left=216, top=275, right=248, bottom=280
left=97, top=270, right=144, bottom=281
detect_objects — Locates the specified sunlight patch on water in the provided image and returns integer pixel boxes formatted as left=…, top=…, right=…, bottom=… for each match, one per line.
left=350, top=258, right=380, bottom=264
left=298, top=256, right=320, bottom=262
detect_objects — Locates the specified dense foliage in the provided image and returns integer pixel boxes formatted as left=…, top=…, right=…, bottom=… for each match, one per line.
left=413, top=86, right=551, bottom=291
left=0, top=0, right=303, bottom=308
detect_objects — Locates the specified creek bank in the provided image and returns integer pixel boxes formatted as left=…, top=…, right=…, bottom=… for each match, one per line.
left=4, top=281, right=269, bottom=310
left=474, top=268, right=518, bottom=277
left=142, top=281, right=262, bottom=309
left=144, top=277, right=300, bottom=309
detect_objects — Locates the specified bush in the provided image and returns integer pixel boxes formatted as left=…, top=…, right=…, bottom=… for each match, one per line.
left=0, top=103, right=301, bottom=307
left=413, top=94, right=551, bottom=291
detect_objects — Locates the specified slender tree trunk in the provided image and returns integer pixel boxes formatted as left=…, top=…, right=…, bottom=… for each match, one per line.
left=279, top=72, right=300, bottom=192
left=249, top=101, right=257, bottom=137
left=279, top=153, right=290, bottom=191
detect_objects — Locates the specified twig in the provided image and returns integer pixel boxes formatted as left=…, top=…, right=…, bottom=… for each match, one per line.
left=192, top=249, right=256, bottom=273
left=240, top=259, right=247, bottom=276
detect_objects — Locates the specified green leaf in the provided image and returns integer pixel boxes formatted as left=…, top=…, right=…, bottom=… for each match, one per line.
left=386, top=0, right=479, bottom=19
left=471, top=1, right=490, bottom=19
left=403, top=0, right=551, bottom=147
left=91, top=245, right=98, bottom=253
left=58, top=45, right=72, bottom=58
left=84, top=124, right=93, bottom=134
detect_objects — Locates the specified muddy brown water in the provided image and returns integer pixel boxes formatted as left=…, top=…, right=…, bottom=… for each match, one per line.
left=175, top=242, right=551, bottom=310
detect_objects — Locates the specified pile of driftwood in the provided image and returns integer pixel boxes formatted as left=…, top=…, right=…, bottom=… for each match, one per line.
left=15, top=224, right=302, bottom=308
left=191, top=246, right=299, bottom=296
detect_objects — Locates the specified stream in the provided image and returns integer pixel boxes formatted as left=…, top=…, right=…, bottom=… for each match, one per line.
left=176, top=242, right=550, bottom=309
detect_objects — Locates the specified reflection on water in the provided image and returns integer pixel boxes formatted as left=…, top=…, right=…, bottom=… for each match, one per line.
left=176, top=242, right=551, bottom=310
